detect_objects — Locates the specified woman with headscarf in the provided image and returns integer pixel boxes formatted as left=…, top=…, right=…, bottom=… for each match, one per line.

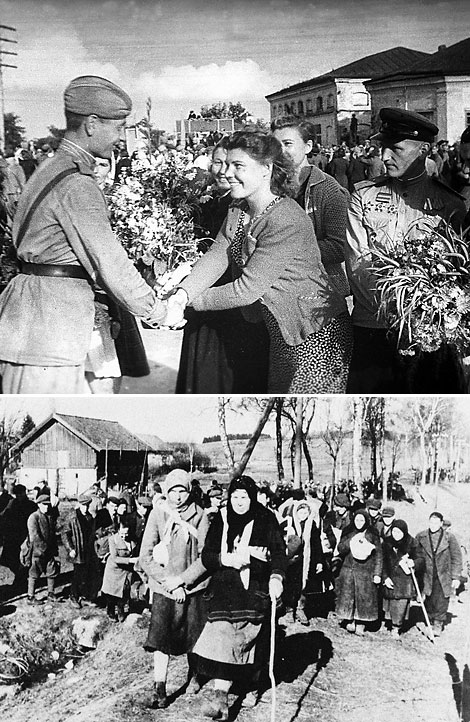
left=335, top=509, right=383, bottom=636
left=382, top=519, right=425, bottom=638
left=282, top=499, right=327, bottom=625
left=139, top=469, right=210, bottom=710
left=188, top=475, right=287, bottom=720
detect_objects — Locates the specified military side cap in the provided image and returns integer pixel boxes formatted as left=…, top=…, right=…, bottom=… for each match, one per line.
left=372, top=107, right=438, bottom=143
left=64, top=75, right=132, bottom=119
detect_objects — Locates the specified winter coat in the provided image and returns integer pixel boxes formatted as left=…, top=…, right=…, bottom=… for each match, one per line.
left=139, top=501, right=210, bottom=599
left=335, top=527, right=383, bottom=621
left=101, top=533, right=136, bottom=598
left=62, top=508, right=96, bottom=565
left=382, top=534, right=425, bottom=600
left=201, top=504, right=287, bottom=624
left=27, top=508, right=58, bottom=558
left=415, top=529, right=462, bottom=598
left=0, top=497, right=37, bottom=548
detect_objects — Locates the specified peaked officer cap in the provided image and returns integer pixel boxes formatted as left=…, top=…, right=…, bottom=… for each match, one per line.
left=372, top=107, right=438, bottom=143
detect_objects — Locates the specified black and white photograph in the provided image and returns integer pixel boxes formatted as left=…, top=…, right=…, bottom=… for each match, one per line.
left=0, top=0, right=469, bottom=393
left=0, top=394, right=469, bottom=722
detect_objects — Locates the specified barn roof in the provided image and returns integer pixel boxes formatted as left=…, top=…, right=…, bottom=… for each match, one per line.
left=11, top=413, right=157, bottom=454
left=266, top=46, right=431, bottom=98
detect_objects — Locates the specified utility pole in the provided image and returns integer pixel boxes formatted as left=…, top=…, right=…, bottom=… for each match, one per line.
left=0, top=24, right=17, bottom=152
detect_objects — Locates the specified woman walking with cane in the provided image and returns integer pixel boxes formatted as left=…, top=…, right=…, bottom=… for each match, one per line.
left=189, top=475, right=287, bottom=720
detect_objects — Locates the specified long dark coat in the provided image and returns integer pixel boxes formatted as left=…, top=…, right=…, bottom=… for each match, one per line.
left=415, top=529, right=462, bottom=598
left=335, top=528, right=383, bottom=621
left=62, top=508, right=96, bottom=565
left=382, top=534, right=425, bottom=600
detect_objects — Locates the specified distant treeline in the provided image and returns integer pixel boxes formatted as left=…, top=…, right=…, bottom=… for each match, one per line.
left=202, top=433, right=272, bottom=443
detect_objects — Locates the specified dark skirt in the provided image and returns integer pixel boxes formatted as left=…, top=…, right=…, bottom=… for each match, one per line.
left=144, top=591, right=207, bottom=656
left=176, top=308, right=270, bottom=393
left=347, top=326, right=466, bottom=393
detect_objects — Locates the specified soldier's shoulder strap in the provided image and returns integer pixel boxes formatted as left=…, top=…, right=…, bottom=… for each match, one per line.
left=431, top=177, right=466, bottom=200
left=16, top=165, right=81, bottom=250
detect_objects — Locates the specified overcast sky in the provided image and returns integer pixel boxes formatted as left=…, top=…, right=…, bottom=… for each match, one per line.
left=2, top=0, right=470, bottom=138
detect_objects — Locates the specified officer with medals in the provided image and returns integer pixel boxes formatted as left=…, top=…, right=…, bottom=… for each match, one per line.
left=345, top=107, right=467, bottom=393
left=0, top=76, right=167, bottom=394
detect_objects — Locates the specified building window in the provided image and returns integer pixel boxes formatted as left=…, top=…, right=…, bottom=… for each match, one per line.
left=306, top=98, right=312, bottom=113
left=353, top=91, right=369, bottom=107
left=284, top=103, right=290, bottom=114
left=298, top=100, right=304, bottom=115
left=314, top=124, right=322, bottom=145
left=316, top=96, right=323, bottom=112
left=326, top=93, right=334, bottom=109
left=465, top=110, right=470, bottom=126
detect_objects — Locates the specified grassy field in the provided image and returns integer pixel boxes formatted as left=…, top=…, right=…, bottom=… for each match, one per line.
left=0, top=481, right=469, bottom=722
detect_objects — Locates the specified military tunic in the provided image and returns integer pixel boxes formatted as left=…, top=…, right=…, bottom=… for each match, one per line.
left=0, top=139, right=164, bottom=381
left=345, top=171, right=467, bottom=392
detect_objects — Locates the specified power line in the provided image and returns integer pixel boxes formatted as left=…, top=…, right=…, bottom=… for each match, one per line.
left=0, top=23, right=17, bottom=151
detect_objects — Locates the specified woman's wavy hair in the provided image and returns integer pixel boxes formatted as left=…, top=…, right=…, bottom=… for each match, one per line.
left=270, top=114, right=316, bottom=145
left=226, top=130, right=295, bottom=196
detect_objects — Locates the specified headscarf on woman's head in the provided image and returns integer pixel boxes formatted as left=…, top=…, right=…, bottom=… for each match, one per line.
left=387, top=518, right=410, bottom=553
left=226, top=475, right=260, bottom=547
left=352, top=508, right=370, bottom=530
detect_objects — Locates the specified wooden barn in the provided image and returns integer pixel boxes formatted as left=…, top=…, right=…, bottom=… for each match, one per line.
left=10, top=413, right=158, bottom=499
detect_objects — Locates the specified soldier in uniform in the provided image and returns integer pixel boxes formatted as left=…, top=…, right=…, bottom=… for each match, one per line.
left=0, top=75, right=167, bottom=394
left=345, top=107, right=467, bottom=393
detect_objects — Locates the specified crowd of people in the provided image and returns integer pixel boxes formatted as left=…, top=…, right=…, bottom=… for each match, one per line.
left=0, top=74, right=469, bottom=394
left=0, top=469, right=464, bottom=718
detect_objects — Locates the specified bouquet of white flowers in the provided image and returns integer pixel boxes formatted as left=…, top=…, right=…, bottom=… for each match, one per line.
left=108, top=149, right=208, bottom=291
left=370, top=219, right=470, bottom=355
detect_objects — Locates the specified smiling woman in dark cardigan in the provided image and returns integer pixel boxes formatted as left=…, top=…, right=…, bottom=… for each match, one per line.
left=171, top=130, right=352, bottom=393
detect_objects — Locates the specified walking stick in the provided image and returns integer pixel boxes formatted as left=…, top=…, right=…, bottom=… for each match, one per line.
left=410, top=566, right=435, bottom=643
left=269, top=590, right=277, bottom=722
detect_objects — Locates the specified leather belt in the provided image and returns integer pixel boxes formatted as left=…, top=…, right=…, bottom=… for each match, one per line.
left=19, top=262, right=88, bottom=280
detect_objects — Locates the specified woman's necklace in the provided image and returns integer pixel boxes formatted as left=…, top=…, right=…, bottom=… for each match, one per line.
left=245, top=195, right=281, bottom=232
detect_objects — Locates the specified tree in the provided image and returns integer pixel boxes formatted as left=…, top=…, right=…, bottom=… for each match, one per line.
left=321, top=416, right=347, bottom=502
left=0, top=412, right=33, bottom=483
left=4, top=113, right=25, bottom=151
left=280, top=398, right=316, bottom=483
left=217, top=398, right=235, bottom=474
left=362, top=397, right=386, bottom=493
left=199, top=101, right=250, bottom=124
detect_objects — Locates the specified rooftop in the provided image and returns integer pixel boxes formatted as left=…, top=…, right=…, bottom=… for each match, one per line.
left=266, top=46, right=431, bottom=98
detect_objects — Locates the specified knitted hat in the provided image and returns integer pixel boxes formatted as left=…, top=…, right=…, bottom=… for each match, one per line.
left=164, top=469, right=191, bottom=496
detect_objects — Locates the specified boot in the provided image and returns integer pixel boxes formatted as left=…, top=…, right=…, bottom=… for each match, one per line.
left=390, top=626, right=400, bottom=640
left=27, top=596, right=44, bottom=606
left=202, top=689, right=229, bottom=720
left=151, top=681, right=168, bottom=709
